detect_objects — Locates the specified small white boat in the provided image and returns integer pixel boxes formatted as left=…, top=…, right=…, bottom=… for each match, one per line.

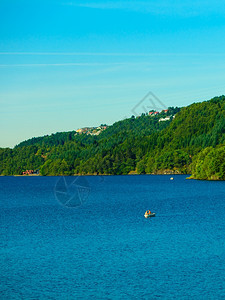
left=170, top=177, right=174, bottom=180
left=144, top=212, right=156, bottom=218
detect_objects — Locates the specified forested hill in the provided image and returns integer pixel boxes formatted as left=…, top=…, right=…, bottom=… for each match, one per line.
left=0, top=96, right=225, bottom=180
left=15, top=106, right=179, bottom=148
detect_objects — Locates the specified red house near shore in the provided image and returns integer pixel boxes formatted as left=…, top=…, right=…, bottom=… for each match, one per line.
left=22, top=170, right=34, bottom=175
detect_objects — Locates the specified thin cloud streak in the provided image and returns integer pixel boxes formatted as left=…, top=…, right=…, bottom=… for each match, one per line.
left=64, top=1, right=224, bottom=17
left=0, top=62, right=168, bottom=69
left=0, top=62, right=138, bottom=67
left=0, top=52, right=150, bottom=56
left=0, top=52, right=223, bottom=56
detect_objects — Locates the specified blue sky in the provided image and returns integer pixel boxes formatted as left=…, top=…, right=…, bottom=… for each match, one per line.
left=1, top=0, right=225, bottom=147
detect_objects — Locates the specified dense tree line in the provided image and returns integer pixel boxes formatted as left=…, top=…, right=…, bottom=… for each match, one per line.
left=0, top=97, right=225, bottom=180
left=190, top=145, right=225, bottom=180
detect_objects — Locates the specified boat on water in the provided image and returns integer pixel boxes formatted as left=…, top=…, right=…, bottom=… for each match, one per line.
left=144, top=212, right=156, bottom=218
left=170, top=177, right=174, bottom=180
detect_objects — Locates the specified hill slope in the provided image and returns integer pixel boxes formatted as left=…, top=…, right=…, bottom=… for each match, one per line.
left=0, top=96, right=224, bottom=179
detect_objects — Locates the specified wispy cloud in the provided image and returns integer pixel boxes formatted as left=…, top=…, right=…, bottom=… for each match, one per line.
left=0, top=52, right=170, bottom=56
left=0, top=62, right=154, bottom=68
left=0, top=52, right=223, bottom=56
left=64, top=1, right=224, bottom=17
left=0, top=62, right=127, bottom=67
left=0, top=52, right=138, bottom=56
left=66, top=1, right=134, bottom=10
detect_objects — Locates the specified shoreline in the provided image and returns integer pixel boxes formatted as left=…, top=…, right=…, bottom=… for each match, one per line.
left=0, top=174, right=222, bottom=181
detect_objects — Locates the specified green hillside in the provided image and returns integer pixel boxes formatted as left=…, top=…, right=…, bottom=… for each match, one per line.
left=0, top=96, right=224, bottom=179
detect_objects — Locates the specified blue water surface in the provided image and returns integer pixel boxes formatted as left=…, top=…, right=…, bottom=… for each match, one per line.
left=0, top=175, right=225, bottom=299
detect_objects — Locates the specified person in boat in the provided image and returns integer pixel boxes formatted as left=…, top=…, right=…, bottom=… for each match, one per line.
left=148, top=210, right=151, bottom=215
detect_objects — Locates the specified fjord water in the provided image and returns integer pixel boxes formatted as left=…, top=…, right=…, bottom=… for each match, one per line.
left=0, top=175, right=225, bottom=299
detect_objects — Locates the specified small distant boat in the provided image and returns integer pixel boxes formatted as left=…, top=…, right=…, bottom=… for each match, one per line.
left=144, top=212, right=156, bottom=218
left=170, top=177, right=174, bottom=180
